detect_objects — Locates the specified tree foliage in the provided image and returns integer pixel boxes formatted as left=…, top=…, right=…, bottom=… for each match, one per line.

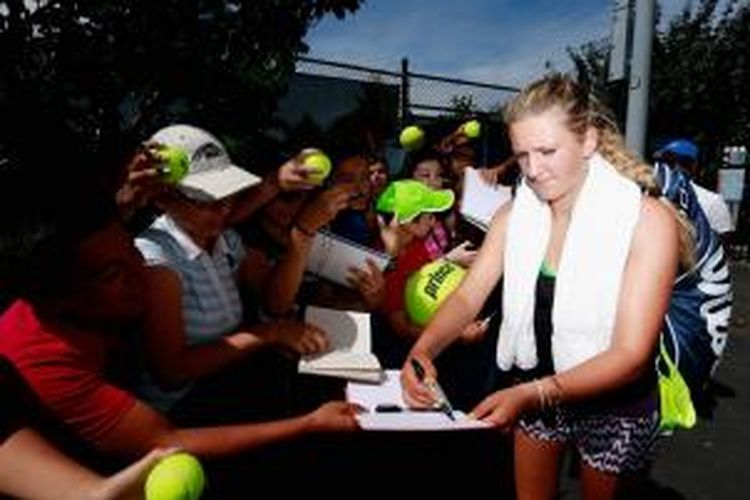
left=567, top=39, right=611, bottom=99
left=568, top=0, right=749, bottom=167
left=0, top=0, right=363, bottom=170
left=448, top=94, right=479, bottom=117
left=651, top=0, right=749, bottom=162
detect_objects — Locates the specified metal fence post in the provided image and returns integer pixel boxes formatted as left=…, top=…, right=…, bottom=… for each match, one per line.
left=624, top=0, right=654, bottom=157
left=400, top=57, right=410, bottom=126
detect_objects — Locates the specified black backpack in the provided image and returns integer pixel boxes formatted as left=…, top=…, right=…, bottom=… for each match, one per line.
left=654, top=162, right=733, bottom=404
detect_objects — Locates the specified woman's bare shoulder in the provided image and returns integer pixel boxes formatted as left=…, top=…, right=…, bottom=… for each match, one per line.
left=640, top=196, right=679, bottom=230
left=633, top=196, right=680, bottom=251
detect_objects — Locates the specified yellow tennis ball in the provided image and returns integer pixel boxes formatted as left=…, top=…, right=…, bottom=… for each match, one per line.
left=303, top=151, right=332, bottom=185
left=156, top=146, right=190, bottom=184
left=405, top=260, right=466, bottom=326
left=461, top=120, right=481, bottom=139
left=399, top=125, right=425, bottom=151
left=145, top=453, right=206, bottom=500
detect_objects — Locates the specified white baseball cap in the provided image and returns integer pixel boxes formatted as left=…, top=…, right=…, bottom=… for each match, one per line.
left=150, top=124, right=262, bottom=201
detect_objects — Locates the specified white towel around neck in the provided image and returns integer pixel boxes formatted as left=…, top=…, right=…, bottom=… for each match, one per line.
left=496, top=153, right=642, bottom=372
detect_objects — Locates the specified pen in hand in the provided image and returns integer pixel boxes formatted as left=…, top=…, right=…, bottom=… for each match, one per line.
left=410, top=358, right=455, bottom=421
left=480, top=311, right=498, bottom=329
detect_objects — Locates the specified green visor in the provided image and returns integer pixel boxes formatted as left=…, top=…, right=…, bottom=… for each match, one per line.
left=376, top=179, right=455, bottom=224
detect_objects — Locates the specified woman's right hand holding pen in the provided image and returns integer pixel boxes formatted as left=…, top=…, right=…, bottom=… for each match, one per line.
left=400, top=351, right=438, bottom=409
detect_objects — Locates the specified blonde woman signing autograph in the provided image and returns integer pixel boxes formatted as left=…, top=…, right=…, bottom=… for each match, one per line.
left=401, top=74, right=690, bottom=499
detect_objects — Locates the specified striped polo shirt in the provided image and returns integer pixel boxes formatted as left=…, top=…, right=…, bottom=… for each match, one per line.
left=133, top=215, right=246, bottom=411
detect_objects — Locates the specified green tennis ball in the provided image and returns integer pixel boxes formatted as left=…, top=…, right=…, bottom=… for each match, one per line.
left=405, top=260, right=467, bottom=326
left=461, top=120, right=481, bottom=139
left=157, top=147, right=190, bottom=184
left=145, top=453, right=206, bottom=500
left=304, top=151, right=332, bottom=185
left=399, top=125, right=425, bottom=152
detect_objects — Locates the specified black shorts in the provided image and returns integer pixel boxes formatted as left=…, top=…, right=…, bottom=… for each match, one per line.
left=518, top=402, right=660, bottom=474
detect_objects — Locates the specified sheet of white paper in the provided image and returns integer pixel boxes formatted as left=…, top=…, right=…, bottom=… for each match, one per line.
left=459, top=167, right=512, bottom=231
left=356, top=411, right=488, bottom=431
left=346, top=369, right=405, bottom=410
left=346, top=370, right=490, bottom=431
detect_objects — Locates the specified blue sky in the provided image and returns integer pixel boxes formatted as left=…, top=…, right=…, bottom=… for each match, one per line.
left=303, top=0, right=699, bottom=87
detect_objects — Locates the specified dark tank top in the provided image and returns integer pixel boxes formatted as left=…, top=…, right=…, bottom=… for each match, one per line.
left=496, top=268, right=657, bottom=416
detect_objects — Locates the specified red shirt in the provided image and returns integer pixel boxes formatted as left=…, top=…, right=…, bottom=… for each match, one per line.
left=0, top=301, right=135, bottom=445
left=382, top=239, right=433, bottom=315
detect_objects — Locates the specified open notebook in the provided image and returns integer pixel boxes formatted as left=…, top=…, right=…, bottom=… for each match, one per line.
left=459, top=167, right=512, bottom=231
left=346, top=370, right=489, bottom=431
left=298, top=306, right=383, bottom=383
left=305, top=230, right=391, bottom=288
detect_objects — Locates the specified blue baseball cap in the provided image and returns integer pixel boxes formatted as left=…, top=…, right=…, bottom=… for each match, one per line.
left=655, top=139, right=699, bottom=162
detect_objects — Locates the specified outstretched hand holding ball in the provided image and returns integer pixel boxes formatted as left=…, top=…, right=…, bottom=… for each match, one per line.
left=302, top=149, right=332, bottom=185
left=155, top=146, right=190, bottom=184
left=145, top=452, right=205, bottom=500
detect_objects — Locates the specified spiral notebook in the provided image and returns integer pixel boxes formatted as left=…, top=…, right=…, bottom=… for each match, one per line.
left=305, top=230, right=391, bottom=288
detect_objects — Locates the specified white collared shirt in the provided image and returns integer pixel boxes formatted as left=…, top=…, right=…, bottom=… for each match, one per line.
left=691, top=182, right=734, bottom=234
left=133, top=215, right=247, bottom=412
left=136, top=215, right=245, bottom=347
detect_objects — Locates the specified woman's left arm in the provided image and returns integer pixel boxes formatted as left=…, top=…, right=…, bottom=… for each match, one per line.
left=473, top=197, right=680, bottom=427
left=551, top=197, right=679, bottom=400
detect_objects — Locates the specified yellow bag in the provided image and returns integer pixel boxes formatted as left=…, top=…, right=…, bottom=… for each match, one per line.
left=658, top=342, right=697, bottom=431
